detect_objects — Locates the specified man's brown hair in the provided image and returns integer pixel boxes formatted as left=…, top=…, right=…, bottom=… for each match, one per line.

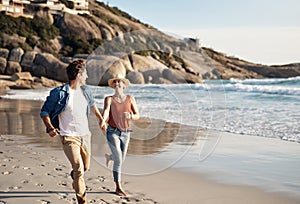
left=66, top=59, right=85, bottom=81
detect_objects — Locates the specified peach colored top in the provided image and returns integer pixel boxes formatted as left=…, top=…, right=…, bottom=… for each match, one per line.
left=108, top=95, right=132, bottom=130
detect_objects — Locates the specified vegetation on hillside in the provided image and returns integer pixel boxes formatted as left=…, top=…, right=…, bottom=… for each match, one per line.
left=0, top=12, right=59, bottom=51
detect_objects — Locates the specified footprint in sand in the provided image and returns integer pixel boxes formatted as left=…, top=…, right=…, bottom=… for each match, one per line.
left=98, top=176, right=105, bottom=182
left=22, top=180, right=29, bottom=184
left=90, top=199, right=109, bottom=203
left=2, top=171, right=12, bottom=175
left=55, top=167, right=63, bottom=171
left=57, top=181, right=68, bottom=187
left=31, top=151, right=40, bottom=155
left=57, top=192, right=68, bottom=199
left=36, top=183, right=44, bottom=187
left=101, top=186, right=110, bottom=192
left=85, top=186, right=93, bottom=191
left=55, top=164, right=67, bottom=172
left=39, top=199, right=51, bottom=204
left=8, top=186, right=21, bottom=190
left=40, top=162, right=49, bottom=167
left=3, top=158, right=13, bottom=162
left=46, top=172, right=56, bottom=178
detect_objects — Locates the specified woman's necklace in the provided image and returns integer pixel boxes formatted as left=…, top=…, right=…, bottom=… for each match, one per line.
left=113, top=94, right=126, bottom=103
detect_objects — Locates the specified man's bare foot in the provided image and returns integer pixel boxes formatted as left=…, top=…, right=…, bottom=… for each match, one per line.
left=115, top=187, right=126, bottom=196
left=105, top=153, right=111, bottom=167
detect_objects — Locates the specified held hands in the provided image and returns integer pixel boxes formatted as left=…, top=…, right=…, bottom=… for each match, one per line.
left=100, top=121, right=107, bottom=131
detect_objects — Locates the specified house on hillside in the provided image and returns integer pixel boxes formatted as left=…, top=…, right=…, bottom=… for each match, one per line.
left=72, top=0, right=88, bottom=11
left=184, top=37, right=200, bottom=48
left=30, top=0, right=89, bottom=15
left=0, top=0, right=33, bottom=18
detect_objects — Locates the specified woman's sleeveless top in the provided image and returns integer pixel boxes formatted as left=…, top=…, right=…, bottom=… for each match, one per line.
left=108, top=95, right=131, bottom=130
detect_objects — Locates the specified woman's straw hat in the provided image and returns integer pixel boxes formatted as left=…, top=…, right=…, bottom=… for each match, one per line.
left=108, top=74, right=131, bottom=88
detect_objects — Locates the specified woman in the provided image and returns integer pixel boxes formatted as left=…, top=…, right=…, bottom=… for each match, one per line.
left=100, top=74, right=139, bottom=196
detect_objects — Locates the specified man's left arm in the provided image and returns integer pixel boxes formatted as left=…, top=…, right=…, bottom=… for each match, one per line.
left=91, top=104, right=105, bottom=129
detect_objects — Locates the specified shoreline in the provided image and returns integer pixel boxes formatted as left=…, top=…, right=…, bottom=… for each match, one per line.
left=0, top=98, right=300, bottom=203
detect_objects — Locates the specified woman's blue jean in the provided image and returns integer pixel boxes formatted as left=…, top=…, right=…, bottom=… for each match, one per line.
left=106, top=125, right=130, bottom=182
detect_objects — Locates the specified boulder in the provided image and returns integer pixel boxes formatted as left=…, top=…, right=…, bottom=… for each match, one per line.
left=34, top=7, right=54, bottom=25
left=179, top=50, right=213, bottom=75
left=86, top=55, right=125, bottom=86
left=151, top=77, right=172, bottom=84
left=163, top=69, right=202, bottom=84
left=1, top=33, right=26, bottom=49
left=40, top=76, right=63, bottom=88
left=131, top=54, right=168, bottom=72
left=11, top=80, right=39, bottom=89
left=202, top=69, right=220, bottom=80
left=162, top=69, right=186, bottom=84
left=11, top=72, right=34, bottom=82
left=31, top=64, right=46, bottom=77
left=100, top=26, right=113, bottom=40
left=99, top=60, right=127, bottom=86
left=33, top=53, right=68, bottom=82
left=5, top=61, right=22, bottom=75
left=0, top=48, right=9, bottom=59
left=0, top=57, right=7, bottom=74
left=0, top=79, right=15, bottom=90
left=58, top=13, right=102, bottom=40
left=151, top=41, right=160, bottom=50
left=126, top=71, right=145, bottom=84
left=121, top=55, right=134, bottom=72
left=159, top=43, right=173, bottom=56
left=38, top=37, right=62, bottom=54
left=8, top=47, right=24, bottom=62
left=20, top=51, right=36, bottom=72
left=142, top=69, right=163, bottom=83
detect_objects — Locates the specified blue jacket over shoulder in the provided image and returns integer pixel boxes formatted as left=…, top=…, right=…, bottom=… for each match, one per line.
left=40, top=83, right=95, bottom=132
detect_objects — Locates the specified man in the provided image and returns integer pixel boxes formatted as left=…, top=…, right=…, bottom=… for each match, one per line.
left=40, top=59, right=105, bottom=204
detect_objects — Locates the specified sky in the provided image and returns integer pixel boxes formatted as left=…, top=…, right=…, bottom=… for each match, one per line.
left=106, top=0, right=300, bottom=65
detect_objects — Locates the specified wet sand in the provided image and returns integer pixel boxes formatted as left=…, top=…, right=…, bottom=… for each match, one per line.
left=0, top=98, right=299, bottom=204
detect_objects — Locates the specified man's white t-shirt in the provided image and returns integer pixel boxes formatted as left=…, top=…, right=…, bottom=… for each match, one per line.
left=59, top=88, right=89, bottom=136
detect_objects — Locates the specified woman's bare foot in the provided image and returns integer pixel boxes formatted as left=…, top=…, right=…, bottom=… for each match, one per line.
left=105, top=153, right=111, bottom=167
left=115, top=187, right=126, bottom=196
left=115, top=182, right=126, bottom=196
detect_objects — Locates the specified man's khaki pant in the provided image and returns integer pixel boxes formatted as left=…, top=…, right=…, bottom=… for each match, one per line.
left=60, top=133, right=91, bottom=204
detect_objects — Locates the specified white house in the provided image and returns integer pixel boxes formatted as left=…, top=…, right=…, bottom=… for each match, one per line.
left=0, top=0, right=32, bottom=18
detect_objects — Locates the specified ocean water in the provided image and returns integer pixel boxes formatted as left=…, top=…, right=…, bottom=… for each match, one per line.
left=1, top=77, right=300, bottom=199
left=3, top=77, right=300, bottom=142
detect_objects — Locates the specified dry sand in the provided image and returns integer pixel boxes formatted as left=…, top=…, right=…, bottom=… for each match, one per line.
left=0, top=98, right=300, bottom=204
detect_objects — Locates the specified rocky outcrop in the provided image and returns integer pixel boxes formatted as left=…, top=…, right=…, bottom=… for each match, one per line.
left=34, top=7, right=54, bottom=25
left=0, top=1, right=299, bottom=91
left=57, top=12, right=102, bottom=40
left=0, top=72, right=62, bottom=90
left=202, top=47, right=300, bottom=79
left=1, top=45, right=300, bottom=91
left=0, top=47, right=66, bottom=90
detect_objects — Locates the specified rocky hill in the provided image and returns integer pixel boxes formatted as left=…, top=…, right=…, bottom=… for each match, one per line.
left=0, top=0, right=299, bottom=90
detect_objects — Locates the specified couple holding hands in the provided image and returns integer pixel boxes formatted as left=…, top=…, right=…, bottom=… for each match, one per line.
left=40, top=59, right=139, bottom=204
